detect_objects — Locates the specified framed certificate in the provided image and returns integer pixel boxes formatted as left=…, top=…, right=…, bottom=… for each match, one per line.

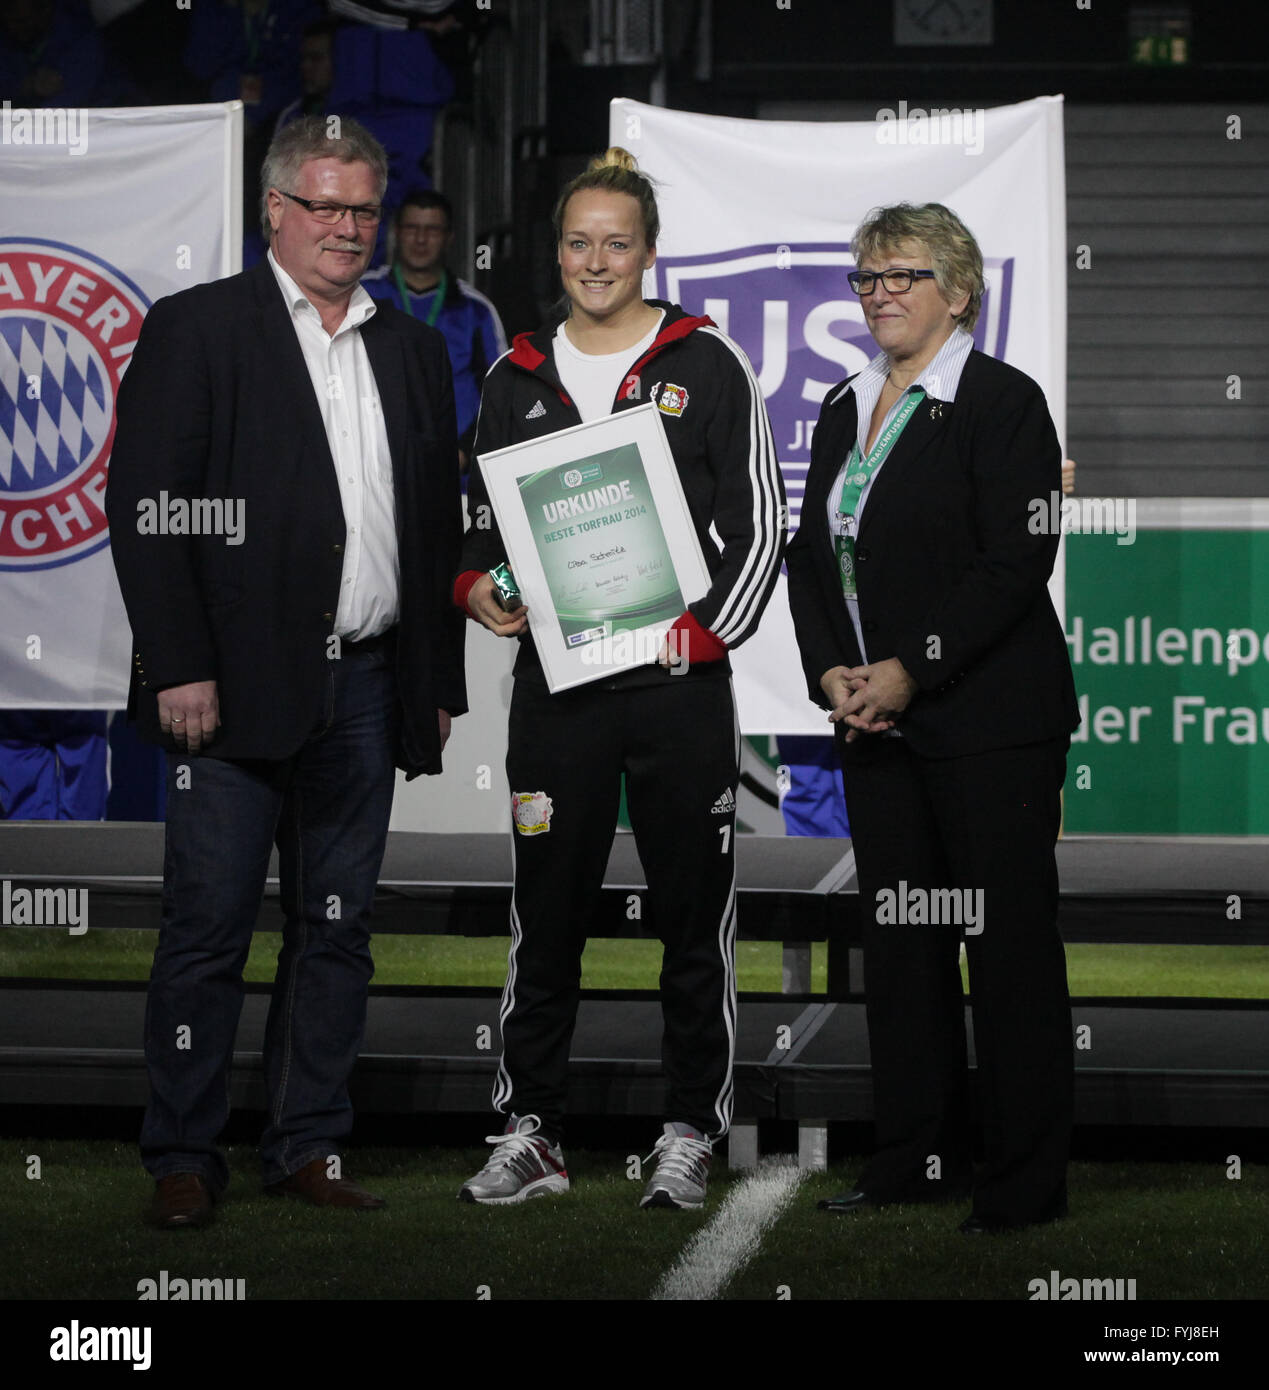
left=478, top=404, right=711, bottom=693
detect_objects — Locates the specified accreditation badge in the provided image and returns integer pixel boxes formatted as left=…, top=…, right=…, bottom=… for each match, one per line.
left=837, top=534, right=857, bottom=599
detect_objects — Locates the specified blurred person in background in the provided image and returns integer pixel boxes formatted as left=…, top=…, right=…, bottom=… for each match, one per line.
left=363, top=190, right=507, bottom=473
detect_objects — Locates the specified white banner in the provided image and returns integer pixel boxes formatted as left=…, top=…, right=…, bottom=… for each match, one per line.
left=0, top=103, right=242, bottom=707
left=610, top=95, right=1066, bottom=733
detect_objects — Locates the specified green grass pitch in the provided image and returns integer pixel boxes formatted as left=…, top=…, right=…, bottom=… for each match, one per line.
left=0, top=1141, right=1264, bottom=1302
left=2, top=930, right=1267, bottom=997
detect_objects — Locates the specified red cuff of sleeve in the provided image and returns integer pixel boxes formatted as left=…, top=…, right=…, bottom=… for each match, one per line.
left=669, top=611, right=728, bottom=664
left=453, top=569, right=484, bottom=616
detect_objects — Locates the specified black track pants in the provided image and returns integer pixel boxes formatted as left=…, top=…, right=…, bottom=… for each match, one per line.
left=844, top=735, right=1073, bottom=1224
left=494, top=675, right=740, bottom=1142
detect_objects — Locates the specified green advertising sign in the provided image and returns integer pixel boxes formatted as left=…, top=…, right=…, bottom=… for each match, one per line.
left=1064, top=509, right=1269, bottom=833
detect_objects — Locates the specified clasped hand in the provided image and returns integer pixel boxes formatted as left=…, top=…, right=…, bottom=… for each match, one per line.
left=820, top=657, right=918, bottom=743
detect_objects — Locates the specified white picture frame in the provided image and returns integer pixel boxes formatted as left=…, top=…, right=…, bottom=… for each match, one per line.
left=478, top=404, right=711, bottom=693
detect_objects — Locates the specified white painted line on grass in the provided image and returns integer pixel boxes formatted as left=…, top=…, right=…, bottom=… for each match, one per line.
left=651, top=1159, right=804, bottom=1301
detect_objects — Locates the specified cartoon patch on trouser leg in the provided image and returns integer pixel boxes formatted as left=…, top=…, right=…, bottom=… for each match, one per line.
left=511, top=791, right=554, bottom=835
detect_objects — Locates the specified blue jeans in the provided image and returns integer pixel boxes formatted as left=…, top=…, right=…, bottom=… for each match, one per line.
left=140, top=639, right=399, bottom=1190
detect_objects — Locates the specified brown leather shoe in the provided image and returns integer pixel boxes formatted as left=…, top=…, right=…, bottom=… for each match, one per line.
left=150, top=1173, right=214, bottom=1229
left=265, top=1158, right=385, bottom=1209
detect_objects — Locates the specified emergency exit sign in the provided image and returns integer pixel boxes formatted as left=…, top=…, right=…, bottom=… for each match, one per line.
left=1132, top=33, right=1190, bottom=65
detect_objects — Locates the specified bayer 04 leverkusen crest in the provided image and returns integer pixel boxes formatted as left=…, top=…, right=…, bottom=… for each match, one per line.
left=0, top=238, right=150, bottom=572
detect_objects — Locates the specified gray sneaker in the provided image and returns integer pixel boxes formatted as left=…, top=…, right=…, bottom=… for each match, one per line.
left=640, top=1123, right=712, bottom=1209
left=458, top=1114, right=569, bottom=1204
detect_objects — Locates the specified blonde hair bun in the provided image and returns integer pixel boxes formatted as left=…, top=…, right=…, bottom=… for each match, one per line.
left=552, top=147, right=660, bottom=248
left=590, top=146, right=640, bottom=174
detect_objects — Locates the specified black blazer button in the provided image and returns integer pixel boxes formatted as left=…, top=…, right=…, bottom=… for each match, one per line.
left=332, top=543, right=343, bottom=554
left=856, top=547, right=870, bottom=562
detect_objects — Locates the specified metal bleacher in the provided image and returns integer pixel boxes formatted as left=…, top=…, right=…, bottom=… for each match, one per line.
left=1, top=823, right=1266, bottom=1167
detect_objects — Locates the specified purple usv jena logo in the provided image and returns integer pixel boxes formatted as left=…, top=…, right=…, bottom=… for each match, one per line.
left=654, top=242, right=1013, bottom=528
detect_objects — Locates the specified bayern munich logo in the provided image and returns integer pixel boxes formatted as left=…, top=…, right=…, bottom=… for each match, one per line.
left=0, top=238, right=149, bottom=571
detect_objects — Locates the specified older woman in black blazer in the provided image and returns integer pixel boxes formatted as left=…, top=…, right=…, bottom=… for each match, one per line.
left=785, top=202, right=1079, bottom=1233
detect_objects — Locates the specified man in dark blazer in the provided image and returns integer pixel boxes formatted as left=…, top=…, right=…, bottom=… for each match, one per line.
left=786, top=202, right=1079, bottom=1233
left=107, top=115, right=466, bottom=1228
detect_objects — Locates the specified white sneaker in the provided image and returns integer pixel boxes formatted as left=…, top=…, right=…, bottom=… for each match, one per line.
left=458, top=1114, right=570, bottom=1205
left=640, top=1122, right=712, bottom=1210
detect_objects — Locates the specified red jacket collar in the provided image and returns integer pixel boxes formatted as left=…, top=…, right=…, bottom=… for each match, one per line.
left=507, top=329, right=547, bottom=371
left=506, top=302, right=714, bottom=376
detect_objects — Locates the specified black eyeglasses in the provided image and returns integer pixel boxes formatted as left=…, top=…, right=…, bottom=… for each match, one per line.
left=848, top=268, right=936, bottom=295
left=277, top=190, right=383, bottom=225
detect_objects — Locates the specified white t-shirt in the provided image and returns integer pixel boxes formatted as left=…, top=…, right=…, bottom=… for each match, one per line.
left=552, top=312, right=665, bottom=423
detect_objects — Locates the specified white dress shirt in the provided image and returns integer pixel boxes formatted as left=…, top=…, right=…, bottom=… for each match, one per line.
left=826, top=326, right=974, bottom=663
left=267, top=250, right=398, bottom=641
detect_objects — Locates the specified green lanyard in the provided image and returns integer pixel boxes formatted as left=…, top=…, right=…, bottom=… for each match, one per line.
left=834, top=386, right=925, bottom=598
left=392, top=266, right=447, bottom=328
